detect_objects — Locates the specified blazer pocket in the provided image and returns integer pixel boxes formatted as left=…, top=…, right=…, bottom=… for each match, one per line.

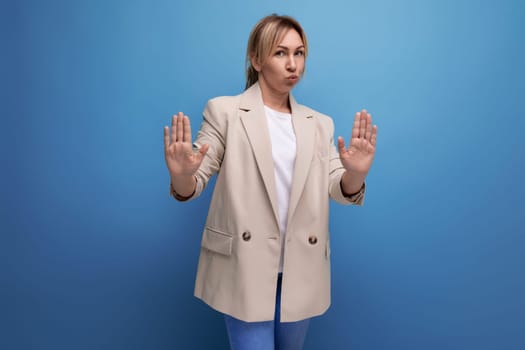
left=201, top=226, right=233, bottom=256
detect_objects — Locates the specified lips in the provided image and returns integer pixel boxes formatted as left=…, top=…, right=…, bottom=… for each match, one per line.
left=287, top=75, right=299, bottom=81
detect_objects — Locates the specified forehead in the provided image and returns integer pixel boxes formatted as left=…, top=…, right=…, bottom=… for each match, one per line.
left=276, top=28, right=304, bottom=48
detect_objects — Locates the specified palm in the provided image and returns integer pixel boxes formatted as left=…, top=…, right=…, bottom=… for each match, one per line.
left=164, top=112, right=209, bottom=177
left=338, top=110, right=377, bottom=174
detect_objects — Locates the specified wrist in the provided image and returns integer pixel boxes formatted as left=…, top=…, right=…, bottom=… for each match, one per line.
left=170, top=174, right=197, bottom=198
left=340, top=170, right=366, bottom=196
left=170, top=172, right=194, bottom=181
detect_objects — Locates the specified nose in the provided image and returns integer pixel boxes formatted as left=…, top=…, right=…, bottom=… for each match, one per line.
left=286, top=54, right=296, bottom=72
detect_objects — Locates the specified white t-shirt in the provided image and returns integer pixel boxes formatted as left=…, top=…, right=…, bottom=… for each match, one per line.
left=264, top=105, right=297, bottom=272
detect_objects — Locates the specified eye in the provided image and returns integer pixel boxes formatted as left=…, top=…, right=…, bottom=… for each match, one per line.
left=275, top=50, right=286, bottom=57
left=295, top=50, right=305, bottom=57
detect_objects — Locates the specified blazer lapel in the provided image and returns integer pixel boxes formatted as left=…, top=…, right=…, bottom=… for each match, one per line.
left=287, top=95, right=315, bottom=225
left=239, top=83, right=280, bottom=228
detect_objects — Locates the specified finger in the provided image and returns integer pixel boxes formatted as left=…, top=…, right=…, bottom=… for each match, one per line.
left=370, top=125, right=378, bottom=147
left=359, top=110, right=367, bottom=139
left=365, top=113, right=372, bottom=141
left=199, top=143, right=210, bottom=158
left=337, top=136, right=346, bottom=153
left=171, top=115, right=177, bottom=144
left=164, top=126, right=170, bottom=150
left=176, top=112, right=184, bottom=142
left=183, top=115, right=192, bottom=143
left=351, top=112, right=360, bottom=140
left=195, top=143, right=209, bottom=165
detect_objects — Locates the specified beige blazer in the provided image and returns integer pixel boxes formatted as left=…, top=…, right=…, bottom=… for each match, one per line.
left=171, top=82, right=365, bottom=322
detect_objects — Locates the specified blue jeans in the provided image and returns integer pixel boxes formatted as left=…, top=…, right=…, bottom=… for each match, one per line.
left=224, top=274, right=310, bottom=350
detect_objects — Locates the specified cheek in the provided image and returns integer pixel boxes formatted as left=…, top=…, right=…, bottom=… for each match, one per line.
left=262, top=61, right=280, bottom=75
left=268, top=64, right=282, bottom=76
left=299, top=61, right=306, bottom=73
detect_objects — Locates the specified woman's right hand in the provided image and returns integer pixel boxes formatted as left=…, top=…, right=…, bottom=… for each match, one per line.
left=164, top=112, right=209, bottom=178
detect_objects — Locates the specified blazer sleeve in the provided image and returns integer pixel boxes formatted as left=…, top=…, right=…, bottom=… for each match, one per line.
left=327, top=118, right=366, bottom=206
left=170, top=98, right=227, bottom=201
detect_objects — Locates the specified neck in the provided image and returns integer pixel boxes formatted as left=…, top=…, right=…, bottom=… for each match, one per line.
left=258, top=79, right=291, bottom=113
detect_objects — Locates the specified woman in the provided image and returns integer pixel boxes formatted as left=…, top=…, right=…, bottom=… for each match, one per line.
left=164, top=14, right=377, bottom=350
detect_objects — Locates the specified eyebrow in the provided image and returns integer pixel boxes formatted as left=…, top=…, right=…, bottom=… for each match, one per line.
left=276, top=45, right=305, bottom=50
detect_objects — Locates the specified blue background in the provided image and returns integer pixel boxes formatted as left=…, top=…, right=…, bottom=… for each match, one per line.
left=3, top=0, right=524, bottom=349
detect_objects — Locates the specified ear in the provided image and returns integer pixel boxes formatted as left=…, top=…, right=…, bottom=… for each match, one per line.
left=250, top=55, right=261, bottom=72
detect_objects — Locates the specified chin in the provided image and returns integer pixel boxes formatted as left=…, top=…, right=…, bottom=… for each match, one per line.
left=280, top=86, right=295, bottom=94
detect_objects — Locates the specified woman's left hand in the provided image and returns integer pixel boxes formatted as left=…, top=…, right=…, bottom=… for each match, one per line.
left=337, top=109, right=378, bottom=175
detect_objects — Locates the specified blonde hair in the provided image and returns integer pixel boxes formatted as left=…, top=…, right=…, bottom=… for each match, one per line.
left=245, top=14, right=308, bottom=90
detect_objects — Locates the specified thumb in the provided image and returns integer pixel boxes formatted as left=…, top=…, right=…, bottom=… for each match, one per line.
left=337, top=136, right=346, bottom=154
left=196, top=143, right=209, bottom=161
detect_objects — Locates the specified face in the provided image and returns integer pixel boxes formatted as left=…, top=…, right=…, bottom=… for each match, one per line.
left=252, top=28, right=305, bottom=94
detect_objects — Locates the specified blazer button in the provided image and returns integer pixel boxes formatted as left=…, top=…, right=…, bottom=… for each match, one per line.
left=242, top=231, right=251, bottom=241
left=308, top=235, right=318, bottom=245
